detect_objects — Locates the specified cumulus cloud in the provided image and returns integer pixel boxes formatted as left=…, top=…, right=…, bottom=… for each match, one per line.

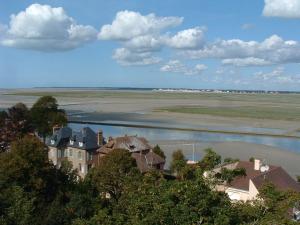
left=160, top=60, right=207, bottom=75
left=98, top=10, right=183, bottom=41
left=1, top=4, right=97, bottom=51
left=166, top=27, right=205, bottom=49
left=183, top=35, right=300, bottom=66
left=263, top=0, right=300, bottom=18
left=254, top=66, right=300, bottom=84
left=123, top=35, right=163, bottom=52
left=112, top=48, right=161, bottom=66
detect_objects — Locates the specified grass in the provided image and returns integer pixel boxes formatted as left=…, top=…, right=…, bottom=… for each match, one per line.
left=159, top=106, right=300, bottom=121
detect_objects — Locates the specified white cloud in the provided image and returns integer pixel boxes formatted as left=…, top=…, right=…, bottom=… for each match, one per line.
left=124, top=35, right=163, bottom=52
left=166, top=27, right=205, bottom=49
left=1, top=4, right=97, bottom=51
left=98, top=10, right=183, bottom=41
left=183, top=35, right=300, bottom=66
left=263, top=0, right=300, bottom=18
left=160, top=60, right=185, bottom=73
left=222, top=57, right=272, bottom=67
left=112, top=48, right=161, bottom=66
left=160, top=60, right=207, bottom=75
left=254, top=66, right=300, bottom=84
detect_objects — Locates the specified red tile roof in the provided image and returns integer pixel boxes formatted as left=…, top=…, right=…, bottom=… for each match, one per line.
left=223, top=161, right=300, bottom=192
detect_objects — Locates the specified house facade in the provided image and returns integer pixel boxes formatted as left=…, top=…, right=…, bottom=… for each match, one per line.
left=205, top=159, right=300, bottom=202
left=47, top=127, right=104, bottom=178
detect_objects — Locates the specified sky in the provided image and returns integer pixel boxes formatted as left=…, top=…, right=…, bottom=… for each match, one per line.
left=1, top=0, right=300, bottom=90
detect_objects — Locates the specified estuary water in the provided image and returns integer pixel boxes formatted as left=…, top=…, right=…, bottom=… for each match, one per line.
left=69, top=123, right=300, bottom=154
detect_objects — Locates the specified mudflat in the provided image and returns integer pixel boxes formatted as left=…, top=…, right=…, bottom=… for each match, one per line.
left=1, top=88, right=300, bottom=136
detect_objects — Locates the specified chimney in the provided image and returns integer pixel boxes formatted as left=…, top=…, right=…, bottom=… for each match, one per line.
left=97, top=130, right=103, bottom=146
left=254, top=159, right=261, bottom=171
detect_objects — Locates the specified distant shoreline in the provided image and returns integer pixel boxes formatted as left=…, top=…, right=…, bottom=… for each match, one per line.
left=2, top=86, right=300, bottom=94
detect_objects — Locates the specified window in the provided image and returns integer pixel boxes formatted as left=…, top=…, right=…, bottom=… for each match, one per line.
left=88, top=152, right=93, bottom=161
left=50, top=140, right=55, bottom=145
left=69, top=149, right=73, bottom=157
left=78, top=151, right=82, bottom=160
left=58, top=149, right=61, bottom=158
left=79, top=163, right=84, bottom=173
left=79, top=142, right=83, bottom=147
left=70, top=140, right=74, bottom=145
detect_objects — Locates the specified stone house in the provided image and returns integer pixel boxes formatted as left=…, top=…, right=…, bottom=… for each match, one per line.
left=47, top=126, right=104, bottom=178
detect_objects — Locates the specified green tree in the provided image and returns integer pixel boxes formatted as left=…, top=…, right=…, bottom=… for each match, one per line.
left=249, top=157, right=255, bottom=162
left=257, top=183, right=300, bottom=224
left=152, top=145, right=166, bottom=159
left=223, top=157, right=239, bottom=164
left=170, top=149, right=186, bottom=178
left=0, top=186, right=35, bottom=225
left=199, top=148, right=221, bottom=170
left=30, top=96, right=67, bottom=141
left=0, top=136, right=58, bottom=197
left=215, top=167, right=246, bottom=184
left=89, top=149, right=141, bottom=202
left=0, top=103, right=32, bottom=152
left=297, top=175, right=300, bottom=183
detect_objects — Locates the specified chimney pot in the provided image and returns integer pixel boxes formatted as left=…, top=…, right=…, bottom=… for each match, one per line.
left=254, top=159, right=261, bottom=171
left=97, top=130, right=103, bottom=146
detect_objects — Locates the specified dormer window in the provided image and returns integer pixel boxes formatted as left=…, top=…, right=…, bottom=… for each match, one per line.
left=50, top=140, right=55, bottom=145
left=70, top=140, right=74, bottom=145
left=79, top=142, right=83, bottom=147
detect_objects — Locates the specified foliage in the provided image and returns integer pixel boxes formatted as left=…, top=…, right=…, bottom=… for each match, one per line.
left=30, top=96, right=67, bottom=140
left=199, top=148, right=221, bottom=170
left=0, top=186, right=35, bottom=225
left=89, top=149, right=141, bottom=202
left=215, top=167, right=246, bottom=184
left=170, top=149, right=186, bottom=178
left=0, top=136, right=79, bottom=225
left=249, top=157, right=255, bottom=162
left=152, top=144, right=166, bottom=159
left=297, top=175, right=300, bottom=183
left=0, top=103, right=32, bottom=152
left=223, top=157, right=239, bottom=164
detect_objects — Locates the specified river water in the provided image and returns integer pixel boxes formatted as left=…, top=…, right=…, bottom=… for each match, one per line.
left=69, top=123, right=300, bottom=154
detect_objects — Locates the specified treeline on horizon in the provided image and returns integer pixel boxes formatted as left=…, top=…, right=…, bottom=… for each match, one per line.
left=0, top=96, right=300, bottom=225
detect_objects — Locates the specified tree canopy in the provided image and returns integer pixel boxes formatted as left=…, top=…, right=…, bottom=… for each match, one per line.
left=30, top=96, right=67, bottom=140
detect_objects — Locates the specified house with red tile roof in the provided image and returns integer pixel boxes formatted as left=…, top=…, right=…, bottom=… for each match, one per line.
left=204, top=159, right=300, bottom=202
left=93, top=135, right=165, bottom=173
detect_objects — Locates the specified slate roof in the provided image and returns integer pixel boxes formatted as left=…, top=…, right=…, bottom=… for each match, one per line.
left=46, top=127, right=72, bottom=148
left=216, top=161, right=300, bottom=192
left=68, top=127, right=99, bottom=150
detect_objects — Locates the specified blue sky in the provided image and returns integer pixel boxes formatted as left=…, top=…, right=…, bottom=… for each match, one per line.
left=1, top=0, right=300, bottom=90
